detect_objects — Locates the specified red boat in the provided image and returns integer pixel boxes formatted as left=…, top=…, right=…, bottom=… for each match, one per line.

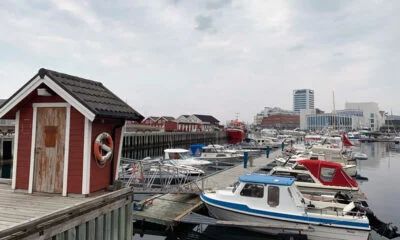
left=226, top=121, right=246, bottom=144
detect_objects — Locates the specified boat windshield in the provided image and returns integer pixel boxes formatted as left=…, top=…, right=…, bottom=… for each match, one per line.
left=168, top=152, right=192, bottom=160
left=231, top=181, right=240, bottom=193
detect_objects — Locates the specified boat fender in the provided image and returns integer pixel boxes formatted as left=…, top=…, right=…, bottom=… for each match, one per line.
left=93, top=132, right=114, bottom=165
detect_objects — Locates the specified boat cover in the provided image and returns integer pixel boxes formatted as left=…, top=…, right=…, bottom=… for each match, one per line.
left=297, top=160, right=358, bottom=188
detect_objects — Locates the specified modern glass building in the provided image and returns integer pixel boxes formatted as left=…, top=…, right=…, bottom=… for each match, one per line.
left=293, top=89, right=314, bottom=113
left=306, top=114, right=354, bottom=131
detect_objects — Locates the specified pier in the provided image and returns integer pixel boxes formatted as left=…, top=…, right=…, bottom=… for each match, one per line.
left=131, top=150, right=280, bottom=229
left=122, top=131, right=228, bottom=160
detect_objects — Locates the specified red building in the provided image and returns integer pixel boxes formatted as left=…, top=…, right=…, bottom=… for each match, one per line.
left=141, top=116, right=176, bottom=130
left=0, top=68, right=143, bottom=196
left=261, top=114, right=300, bottom=129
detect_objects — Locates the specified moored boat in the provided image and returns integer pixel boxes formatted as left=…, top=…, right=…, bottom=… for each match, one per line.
left=201, top=174, right=400, bottom=240
left=201, top=174, right=371, bottom=240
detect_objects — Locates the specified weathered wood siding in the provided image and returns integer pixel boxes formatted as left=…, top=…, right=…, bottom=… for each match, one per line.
left=13, top=89, right=67, bottom=190
left=33, top=107, right=66, bottom=193
left=67, top=107, right=85, bottom=194
left=90, top=119, right=122, bottom=193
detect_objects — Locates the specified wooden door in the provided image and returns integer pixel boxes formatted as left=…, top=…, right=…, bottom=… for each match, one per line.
left=33, top=107, right=66, bottom=193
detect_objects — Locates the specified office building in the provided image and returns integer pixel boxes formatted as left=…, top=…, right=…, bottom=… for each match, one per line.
left=293, top=89, right=314, bottom=113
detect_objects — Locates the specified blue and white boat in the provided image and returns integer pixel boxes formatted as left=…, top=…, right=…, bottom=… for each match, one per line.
left=201, top=174, right=373, bottom=240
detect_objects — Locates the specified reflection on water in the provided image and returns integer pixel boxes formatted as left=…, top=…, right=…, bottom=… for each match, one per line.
left=134, top=142, right=400, bottom=240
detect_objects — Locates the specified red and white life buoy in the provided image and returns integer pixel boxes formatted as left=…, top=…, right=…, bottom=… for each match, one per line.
left=93, top=132, right=114, bottom=164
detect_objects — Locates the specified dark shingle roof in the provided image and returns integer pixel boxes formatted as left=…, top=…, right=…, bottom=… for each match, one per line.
left=194, top=114, right=219, bottom=123
left=39, top=68, right=144, bottom=120
left=163, top=116, right=175, bottom=121
left=0, top=99, right=6, bottom=108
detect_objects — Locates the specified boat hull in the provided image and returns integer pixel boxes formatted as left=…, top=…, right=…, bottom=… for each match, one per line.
left=205, top=202, right=370, bottom=240
left=227, top=129, right=246, bottom=144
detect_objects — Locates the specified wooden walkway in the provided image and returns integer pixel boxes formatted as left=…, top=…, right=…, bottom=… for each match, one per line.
left=132, top=150, right=281, bottom=227
left=0, top=184, right=133, bottom=239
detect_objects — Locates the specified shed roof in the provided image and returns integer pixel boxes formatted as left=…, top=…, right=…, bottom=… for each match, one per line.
left=0, top=68, right=144, bottom=121
left=194, top=114, right=219, bottom=123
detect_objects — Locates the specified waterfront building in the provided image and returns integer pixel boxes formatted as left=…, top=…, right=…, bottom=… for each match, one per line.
left=381, top=115, right=400, bottom=132
left=300, top=103, right=385, bottom=131
left=345, top=102, right=386, bottom=131
left=0, top=68, right=144, bottom=195
left=141, top=116, right=176, bottom=130
left=175, top=114, right=220, bottom=132
left=260, top=114, right=300, bottom=130
left=293, top=89, right=314, bottom=113
left=253, top=107, right=297, bottom=125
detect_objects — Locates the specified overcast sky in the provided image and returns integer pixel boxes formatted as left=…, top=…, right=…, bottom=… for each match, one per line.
left=0, top=0, right=399, bottom=123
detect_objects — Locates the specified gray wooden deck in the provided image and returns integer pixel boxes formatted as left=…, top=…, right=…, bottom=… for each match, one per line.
left=132, top=150, right=280, bottom=227
left=0, top=184, right=87, bottom=232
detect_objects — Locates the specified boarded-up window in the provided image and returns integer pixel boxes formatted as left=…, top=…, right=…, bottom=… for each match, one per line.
left=268, top=186, right=279, bottom=207
left=45, top=126, right=57, bottom=147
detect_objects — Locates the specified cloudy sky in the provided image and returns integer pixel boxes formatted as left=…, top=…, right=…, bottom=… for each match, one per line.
left=0, top=0, right=399, bottom=123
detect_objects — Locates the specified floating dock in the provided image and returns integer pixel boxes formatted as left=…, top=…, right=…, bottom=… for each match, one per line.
left=132, top=150, right=280, bottom=229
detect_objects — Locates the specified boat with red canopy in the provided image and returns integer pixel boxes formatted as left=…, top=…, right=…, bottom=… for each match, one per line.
left=269, top=159, right=362, bottom=199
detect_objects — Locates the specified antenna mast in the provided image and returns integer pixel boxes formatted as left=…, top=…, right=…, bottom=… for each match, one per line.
left=332, top=90, right=336, bottom=130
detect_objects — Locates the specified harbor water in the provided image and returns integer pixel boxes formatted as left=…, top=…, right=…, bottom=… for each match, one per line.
left=133, top=142, right=400, bottom=240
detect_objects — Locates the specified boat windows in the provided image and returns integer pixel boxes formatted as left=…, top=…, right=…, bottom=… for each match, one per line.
left=295, top=174, right=315, bottom=183
left=268, top=186, right=279, bottom=207
left=232, top=181, right=240, bottom=193
left=320, top=167, right=336, bottom=182
left=240, top=183, right=264, bottom=198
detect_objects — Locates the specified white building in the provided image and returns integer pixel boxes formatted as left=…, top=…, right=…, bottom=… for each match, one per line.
left=293, top=89, right=314, bottom=113
left=299, top=102, right=386, bottom=131
left=345, top=102, right=386, bottom=131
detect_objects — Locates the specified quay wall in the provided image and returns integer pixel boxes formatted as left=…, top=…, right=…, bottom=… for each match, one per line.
left=122, top=131, right=228, bottom=159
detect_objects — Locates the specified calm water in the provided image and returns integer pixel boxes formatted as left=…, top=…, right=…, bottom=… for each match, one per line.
left=133, top=142, right=400, bottom=240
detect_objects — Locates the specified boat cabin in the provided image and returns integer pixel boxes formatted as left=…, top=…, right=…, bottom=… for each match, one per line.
left=221, top=174, right=305, bottom=214
left=164, top=149, right=192, bottom=160
left=0, top=68, right=143, bottom=196
left=296, top=160, right=357, bottom=188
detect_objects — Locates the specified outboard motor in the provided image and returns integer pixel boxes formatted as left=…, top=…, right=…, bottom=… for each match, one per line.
left=354, top=203, right=400, bottom=239
left=334, top=191, right=353, bottom=204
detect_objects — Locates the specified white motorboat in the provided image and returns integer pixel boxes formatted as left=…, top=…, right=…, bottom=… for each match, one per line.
left=201, top=174, right=400, bottom=240
left=351, top=152, right=368, bottom=160
left=196, top=144, right=243, bottom=161
left=164, top=148, right=212, bottom=169
left=274, top=155, right=357, bottom=177
left=268, top=160, right=364, bottom=199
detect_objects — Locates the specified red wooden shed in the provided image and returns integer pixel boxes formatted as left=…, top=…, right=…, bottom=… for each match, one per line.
left=0, top=68, right=143, bottom=196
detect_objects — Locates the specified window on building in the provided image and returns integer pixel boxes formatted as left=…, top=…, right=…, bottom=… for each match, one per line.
left=370, top=113, right=374, bottom=118
left=320, top=167, right=336, bottom=182
left=267, top=186, right=279, bottom=207
left=240, top=183, right=264, bottom=198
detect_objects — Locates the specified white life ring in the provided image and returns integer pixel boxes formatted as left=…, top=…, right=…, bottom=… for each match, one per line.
left=93, top=132, right=114, bottom=164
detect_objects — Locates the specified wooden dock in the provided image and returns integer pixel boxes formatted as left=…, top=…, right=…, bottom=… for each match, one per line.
left=0, top=184, right=133, bottom=240
left=132, top=150, right=281, bottom=228
left=122, top=131, right=227, bottom=159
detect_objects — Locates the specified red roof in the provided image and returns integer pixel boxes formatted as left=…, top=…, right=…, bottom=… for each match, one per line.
left=297, top=160, right=358, bottom=188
